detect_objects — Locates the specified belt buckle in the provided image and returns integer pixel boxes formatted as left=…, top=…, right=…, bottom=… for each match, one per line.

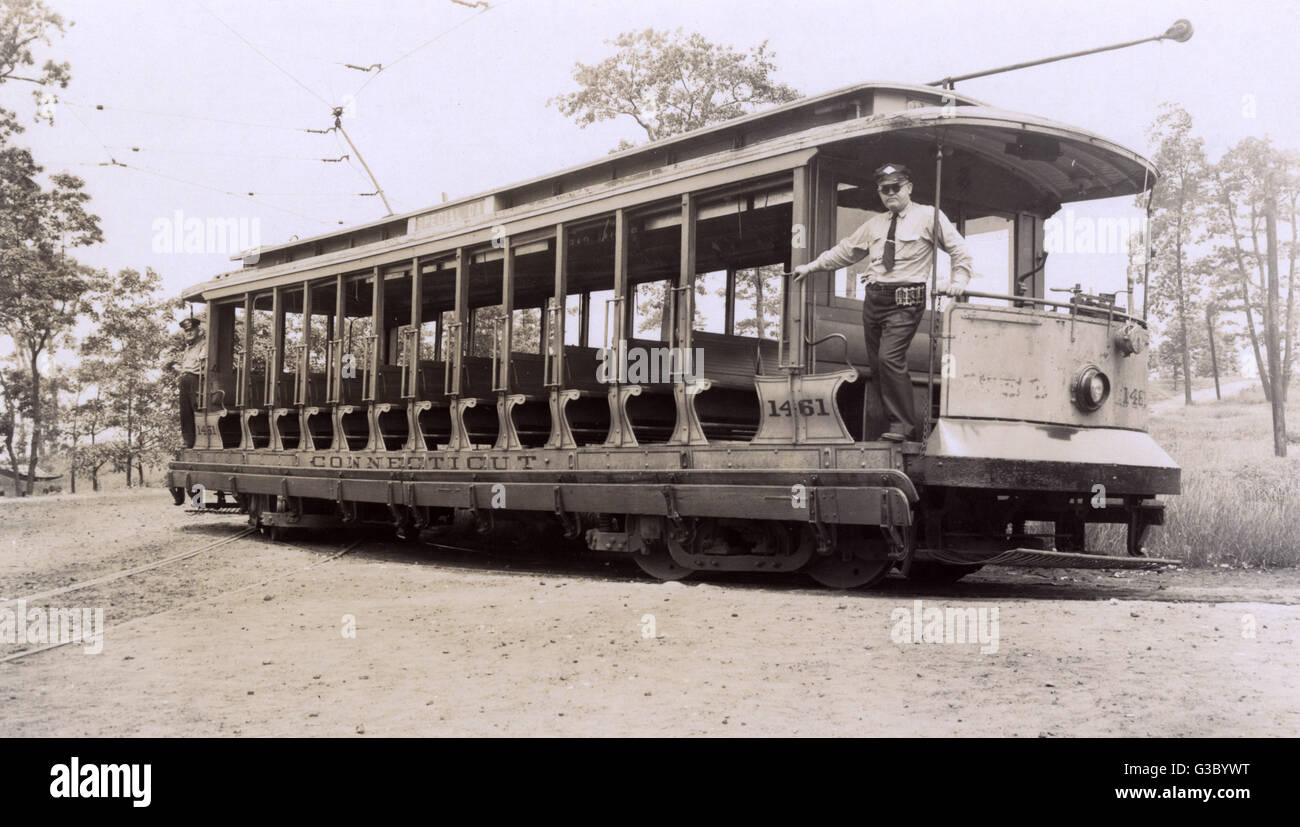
left=894, top=285, right=922, bottom=306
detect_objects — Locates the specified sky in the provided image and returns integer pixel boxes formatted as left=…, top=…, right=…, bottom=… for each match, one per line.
left=6, top=0, right=1299, bottom=313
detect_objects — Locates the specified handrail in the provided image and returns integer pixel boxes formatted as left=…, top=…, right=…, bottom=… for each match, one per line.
left=285, top=343, right=307, bottom=405
left=398, top=326, right=419, bottom=400
left=958, top=289, right=1148, bottom=326
left=326, top=338, right=343, bottom=404
left=490, top=317, right=507, bottom=393
left=443, top=321, right=462, bottom=396
left=778, top=270, right=809, bottom=371
left=358, top=334, right=378, bottom=402
left=542, top=300, right=560, bottom=389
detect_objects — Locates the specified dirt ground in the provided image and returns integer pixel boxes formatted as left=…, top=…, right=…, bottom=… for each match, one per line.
left=1, top=489, right=1297, bottom=737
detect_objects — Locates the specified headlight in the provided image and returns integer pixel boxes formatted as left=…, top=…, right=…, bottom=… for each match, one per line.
left=1071, top=365, right=1109, bottom=412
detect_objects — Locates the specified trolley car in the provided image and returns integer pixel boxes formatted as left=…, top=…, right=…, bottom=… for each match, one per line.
left=167, top=78, right=1180, bottom=587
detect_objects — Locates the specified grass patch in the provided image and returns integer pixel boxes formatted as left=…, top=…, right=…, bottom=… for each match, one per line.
left=1091, top=384, right=1300, bottom=567
left=1145, top=374, right=1243, bottom=405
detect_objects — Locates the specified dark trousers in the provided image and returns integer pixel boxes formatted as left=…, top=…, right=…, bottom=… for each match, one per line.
left=862, top=288, right=925, bottom=439
left=179, top=372, right=200, bottom=449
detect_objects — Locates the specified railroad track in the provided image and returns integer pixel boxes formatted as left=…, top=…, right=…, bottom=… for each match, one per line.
left=0, top=527, right=257, bottom=608
left=0, top=528, right=364, bottom=664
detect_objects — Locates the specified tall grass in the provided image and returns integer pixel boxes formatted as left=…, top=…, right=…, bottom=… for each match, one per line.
left=1091, top=386, right=1300, bottom=567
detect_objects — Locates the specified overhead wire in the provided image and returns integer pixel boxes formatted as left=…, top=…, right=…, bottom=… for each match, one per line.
left=105, top=145, right=352, bottom=163
left=78, top=161, right=342, bottom=225
left=55, top=1, right=522, bottom=231
left=191, top=0, right=333, bottom=108
left=351, top=0, right=515, bottom=100
left=60, top=100, right=329, bottom=134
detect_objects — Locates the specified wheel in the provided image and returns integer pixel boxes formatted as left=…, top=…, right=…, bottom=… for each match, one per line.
left=905, top=561, right=984, bottom=583
left=806, top=528, right=893, bottom=589
left=632, top=540, right=694, bottom=581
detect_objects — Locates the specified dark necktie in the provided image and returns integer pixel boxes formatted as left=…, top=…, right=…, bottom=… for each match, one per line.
left=882, top=212, right=897, bottom=272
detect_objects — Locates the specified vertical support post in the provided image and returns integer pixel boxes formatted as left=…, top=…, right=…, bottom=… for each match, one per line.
left=239, top=293, right=254, bottom=407
left=452, top=248, right=469, bottom=397
left=924, top=143, right=945, bottom=441
left=551, top=225, right=568, bottom=387
left=677, top=194, right=697, bottom=354
left=499, top=236, right=514, bottom=391
left=328, top=273, right=350, bottom=451
left=786, top=165, right=812, bottom=372
left=402, top=257, right=431, bottom=452
left=605, top=209, right=638, bottom=447
left=202, top=301, right=221, bottom=411
left=409, top=256, right=423, bottom=396
left=372, top=266, right=385, bottom=361
left=613, top=209, right=629, bottom=348
left=269, top=287, right=284, bottom=407
left=544, top=225, right=577, bottom=449
left=299, top=281, right=313, bottom=405
left=669, top=192, right=709, bottom=446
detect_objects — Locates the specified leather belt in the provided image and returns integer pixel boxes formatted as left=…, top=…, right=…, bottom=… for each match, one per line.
left=866, top=283, right=927, bottom=307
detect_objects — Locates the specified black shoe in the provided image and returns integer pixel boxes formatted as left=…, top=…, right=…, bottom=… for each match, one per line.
left=881, top=432, right=906, bottom=442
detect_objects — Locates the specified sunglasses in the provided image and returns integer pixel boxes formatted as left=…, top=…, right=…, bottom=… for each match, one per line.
left=878, top=182, right=907, bottom=195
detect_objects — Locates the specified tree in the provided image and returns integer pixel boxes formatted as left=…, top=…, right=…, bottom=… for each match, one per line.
left=0, top=0, right=96, bottom=494
left=0, top=0, right=71, bottom=125
left=1208, top=138, right=1274, bottom=397
left=81, top=268, right=177, bottom=486
left=0, top=358, right=27, bottom=489
left=1143, top=104, right=1208, bottom=407
left=549, top=29, right=800, bottom=148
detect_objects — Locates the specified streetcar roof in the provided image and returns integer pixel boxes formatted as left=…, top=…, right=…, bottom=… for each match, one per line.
left=186, top=82, right=1156, bottom=302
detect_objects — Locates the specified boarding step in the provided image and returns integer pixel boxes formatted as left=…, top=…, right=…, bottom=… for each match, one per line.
left=915, top=547, right=1179, bottom=570
left=184, top=505, right=244, bottom=515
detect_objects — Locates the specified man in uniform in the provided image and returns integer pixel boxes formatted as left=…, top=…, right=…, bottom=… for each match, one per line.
left=794, top=163, right=973, bottom=441
left=170, top=316, right=206, bottom=449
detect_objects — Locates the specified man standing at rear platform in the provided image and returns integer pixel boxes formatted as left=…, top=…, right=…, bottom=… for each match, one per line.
left=170, top=316, right=206, bottom=449
left=794, top=163, right=972, bottom=442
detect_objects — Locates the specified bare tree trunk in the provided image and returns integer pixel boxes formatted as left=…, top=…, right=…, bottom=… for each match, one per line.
left=25, top=345, right=41, bottom=496
left=125, top=396, right=133, bottom=488
left=4, top=432, right=19, bottom=498
left=1265, top=195, right=1287, bottom=456
left=1222, top=189, right=1271, bottom=398
left=1207, top=304, right=1221, bottom=399
left=1282, top=189, right=1297, bottom=401
left=1173, top=209, right=1194, bottom=406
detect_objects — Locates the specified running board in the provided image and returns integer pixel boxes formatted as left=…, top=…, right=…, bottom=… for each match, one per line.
left=916, top=547, right=1178, bottom=570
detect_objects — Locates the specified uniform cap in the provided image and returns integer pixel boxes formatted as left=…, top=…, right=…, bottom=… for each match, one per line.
left=873, top=163, right=912, bottom=184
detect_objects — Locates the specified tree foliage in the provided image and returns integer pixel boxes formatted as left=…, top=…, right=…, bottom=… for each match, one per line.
left=1143, top=104, right=1208, bottom=407
left=80, top=268, right=181, bottom=486
left=549, top=28, right=799, bottom=147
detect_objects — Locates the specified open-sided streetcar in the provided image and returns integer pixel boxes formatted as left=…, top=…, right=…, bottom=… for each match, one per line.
left=167, top=78, right=1180, bottom=588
